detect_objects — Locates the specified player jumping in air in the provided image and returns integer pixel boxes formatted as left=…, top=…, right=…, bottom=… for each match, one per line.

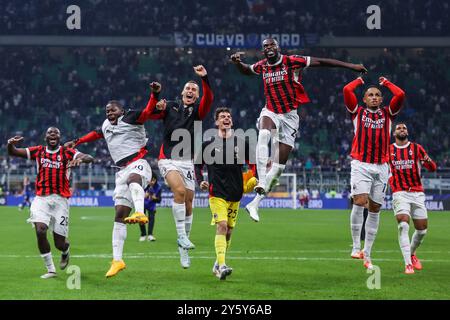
left=195, top=107, right=257, bottom=280
left=148, top=65, right=213, bottom=268
left=230, top=38, right=367, bottom=222
left=389, top=123, right=436, bottom=274
left=7, top=127, right=93, bottom=278
left=343, top=76, right=405, bottom=270
left=65, top=83, right=161, bottom=277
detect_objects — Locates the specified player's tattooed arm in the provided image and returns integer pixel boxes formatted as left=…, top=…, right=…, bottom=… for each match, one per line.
left=230, top=52, right=254, bottom=75
left=309, top=57, right=367, bottom=73
left=68, top=152, right=94, bottom=168
left=7, top=136, right=28, bottom=159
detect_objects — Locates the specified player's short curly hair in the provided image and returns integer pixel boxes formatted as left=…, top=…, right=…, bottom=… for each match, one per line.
left=214, top=107, right=232, bottom=120
left=106, top=100, right=124, bottom=110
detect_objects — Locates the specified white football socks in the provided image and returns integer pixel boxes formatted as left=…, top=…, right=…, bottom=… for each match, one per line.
left=363, top=212, right=380, bottom=259
left=172, top=202, right=187, bottom=238
left=350, top=205, right=365, bottom=251
left=41, top=252, right=56, bottom=273
left=256, top=129, right=271, bottom=189
left=129, top=182, right=145, bottom=213
left=411, top=229, right=427, bottom=255
left=112, top=222, right=127, bottom=261
left=185, top=214, right=193, bottom=238
left=398, top=221, right=412, bottom=265
left=265, top=162, right=285, bottom=192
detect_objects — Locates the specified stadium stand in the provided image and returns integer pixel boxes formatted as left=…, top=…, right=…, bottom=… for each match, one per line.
left=1, top=0, right=449, bottom=36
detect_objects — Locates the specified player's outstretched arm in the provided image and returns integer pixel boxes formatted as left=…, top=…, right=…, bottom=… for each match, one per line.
left=68, top=152, right=95, bottom=168
left=136, top=82, right=162, bottom=123
left=7, top=136, right=28, bottom=158
left=65, top=130, right=104, bottom=148
left=343, top=77, right=364, bottom=113
left=310, top=57, right=367, bottom=73
left=195, top=65, right=214, bottom=119
left=379, top=77, right=405, bottom=115
left=230, top=52, right=254, bottom=76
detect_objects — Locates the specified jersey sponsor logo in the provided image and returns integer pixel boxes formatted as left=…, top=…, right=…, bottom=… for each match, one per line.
left=361, top=113, right=386, bottom=129
left=392, top=159, right=415, bottom=170
left=40, top=158, right=62, bottom=169
left=262, top=66, right=288, bottom=84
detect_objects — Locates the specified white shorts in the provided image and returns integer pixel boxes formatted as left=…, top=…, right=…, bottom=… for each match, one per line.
left=392, top=191, right=428, bottom=219
left=28, top=194, right=70, bottom=237
left=257, top=107, right=299, bottom=148
left=350, top=159, right=389, bottom=205
left=113, top=158, right=153, bottom=208
left=158, top=159, right=195, bottom=191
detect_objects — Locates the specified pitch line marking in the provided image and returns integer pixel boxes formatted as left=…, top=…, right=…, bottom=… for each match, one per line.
left=0, top=254, right=449, bottom=263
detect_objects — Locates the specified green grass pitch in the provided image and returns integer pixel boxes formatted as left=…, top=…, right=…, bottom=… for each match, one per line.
left=0, top=206, right=449, bottom=300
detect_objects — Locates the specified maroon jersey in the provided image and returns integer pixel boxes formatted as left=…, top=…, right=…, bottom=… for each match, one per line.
left=27, top=145, right=78, bottom=198
left=349, top=106, right=394, bottom=164
left=251, top=55, right=310, bottom=114
left=389, top=142, right=437, bottom=193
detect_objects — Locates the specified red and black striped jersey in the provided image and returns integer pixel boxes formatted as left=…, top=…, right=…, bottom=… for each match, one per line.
left=251, top=54, right=310, bottom=113
left=26, top=145, right=78, bottom=198
left=349, top=106, right=394, bottom=164
left=343, top=78, right=405, bottom=164
left=389, top=142, right=437, bottom=193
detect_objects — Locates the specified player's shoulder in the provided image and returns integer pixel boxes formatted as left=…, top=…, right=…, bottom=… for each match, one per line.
left=411, top=142, right=424, bottom=150
left=29, top=145, right=44, bottom=151
left=288, top=54, right=308, bottom=60
left=253, top=57, right=268, bottom=65
left=101, top=118, right=110, bottom=129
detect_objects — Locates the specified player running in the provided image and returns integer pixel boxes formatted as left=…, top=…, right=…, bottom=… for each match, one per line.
left=148, top=65, right=213, bottom=268
left=230, top=38, right=367, bottom=222
left=65, top=83, right=161, bottom=277
left=343, top=76, right=405, bottom=269
left=194, top=107, right=257, bottom=280
left=7, top=127, right=93, bottom=278
left=389, top=123, right=436, bottom=274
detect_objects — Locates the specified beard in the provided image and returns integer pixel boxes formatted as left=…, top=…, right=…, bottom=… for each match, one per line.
left=396, top=134, right=408, bottom=141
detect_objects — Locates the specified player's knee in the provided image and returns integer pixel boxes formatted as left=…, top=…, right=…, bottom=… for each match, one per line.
left=126, top=175, right=142, bottom=186
left=369, top=202, right=381, bottom=213
left=258, top=129, right=271, bottom=145
left=172, top=187, right=186, bottom=202
left=353, top=195, right=368, bottom=207
left=217, top=221, right=228, bottom=234
left=35, top=224, right=48, bottom=237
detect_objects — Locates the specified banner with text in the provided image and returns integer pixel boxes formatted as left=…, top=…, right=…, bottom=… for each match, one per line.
left=173, top=32, right=319, bottom=48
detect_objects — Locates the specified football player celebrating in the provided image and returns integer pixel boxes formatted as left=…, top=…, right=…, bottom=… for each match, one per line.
left=65, top=82, right=160, bottom=277
left=230, top=38, right=367, bottom=222
left=148, top=65, right=213, bottom=268
left=389, top=123, right=437, bottom=274
left=195, top=107, right=257, bottom=280
left=8, top=127, right=93, bottom=278
left=343, top=76, right=405, bottom=269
